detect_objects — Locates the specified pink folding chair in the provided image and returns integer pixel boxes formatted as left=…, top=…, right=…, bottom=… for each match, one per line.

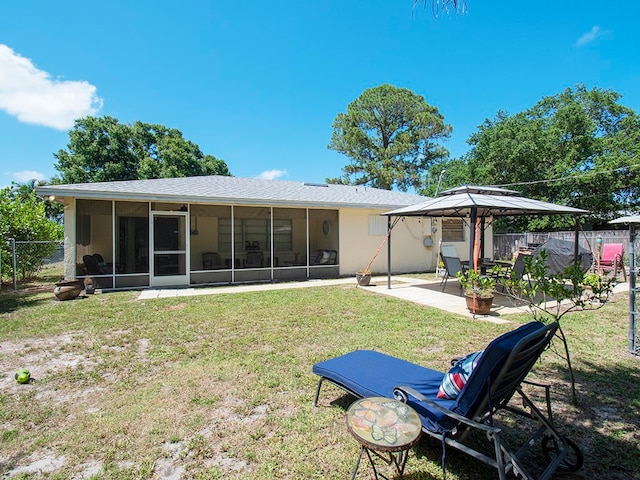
left=599, top=243, right=627, bottom=281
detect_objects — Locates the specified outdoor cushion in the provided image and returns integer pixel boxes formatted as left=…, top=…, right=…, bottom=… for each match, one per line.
left=437, top=350, right=483, bottom=400
left=452, top=321, right=547, bottom=419
left=312, top=349, right=457, bottom=432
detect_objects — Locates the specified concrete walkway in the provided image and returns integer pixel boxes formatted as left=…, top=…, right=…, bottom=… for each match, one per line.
left=137, top=275, right=555, bottom=322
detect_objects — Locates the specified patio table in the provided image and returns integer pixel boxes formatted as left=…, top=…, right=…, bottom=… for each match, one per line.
left=346, top=396, right=421, bottom=480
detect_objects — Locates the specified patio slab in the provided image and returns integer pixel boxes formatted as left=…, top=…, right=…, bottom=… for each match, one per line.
left=138, top=275, right=629, bottom=321
left=362, top=276, right=525, bottom=323
left=138, top=275, right=540, bottom=322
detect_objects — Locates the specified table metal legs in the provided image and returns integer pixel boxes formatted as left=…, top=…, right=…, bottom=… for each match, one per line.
left=351, top=445, right=410, bottom=480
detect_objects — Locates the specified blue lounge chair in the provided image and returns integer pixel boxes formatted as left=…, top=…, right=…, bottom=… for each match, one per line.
left=313, top=321, right=582, bottom=480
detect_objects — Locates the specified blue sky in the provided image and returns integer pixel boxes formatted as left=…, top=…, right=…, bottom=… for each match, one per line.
left=1, top=0, right=638, bottom=189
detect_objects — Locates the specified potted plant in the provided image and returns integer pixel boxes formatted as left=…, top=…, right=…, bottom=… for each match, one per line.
left=355, top=229, right=392, bottom=287
left=53, top=279, right=83, bottom=301
left=456, top=269, right=496, bottom=315
left=355, top=269, right=372, bottom=286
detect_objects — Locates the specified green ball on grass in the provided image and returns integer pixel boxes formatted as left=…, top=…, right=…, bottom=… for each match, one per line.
left=15, top=368, right=31, bottom=384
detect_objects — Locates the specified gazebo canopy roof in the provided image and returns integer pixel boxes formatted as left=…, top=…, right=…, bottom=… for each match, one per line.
left=610, top=215, right=640, bottom=224
left=383, top=185, right=589, bottom=218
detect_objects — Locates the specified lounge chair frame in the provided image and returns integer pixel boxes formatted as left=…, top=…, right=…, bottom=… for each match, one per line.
left=440, top=255, right=466, bottom=291
left=313, top=321, right=582, bottom=479
left=599, top=243, right=627, bottom=281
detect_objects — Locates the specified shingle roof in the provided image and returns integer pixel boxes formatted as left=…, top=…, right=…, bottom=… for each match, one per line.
left=36, top=175, right=428, bottom=209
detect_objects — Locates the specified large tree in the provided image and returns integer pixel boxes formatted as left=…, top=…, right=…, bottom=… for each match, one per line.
left=445, top=85, right=640, bottom=231
left=327, top=84, right=452, bottom=191
left=53, top=116, right=231, bottom=184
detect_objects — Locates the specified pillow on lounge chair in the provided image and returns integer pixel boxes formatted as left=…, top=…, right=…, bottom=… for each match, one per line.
left=437, top=350, right=483, bottom=400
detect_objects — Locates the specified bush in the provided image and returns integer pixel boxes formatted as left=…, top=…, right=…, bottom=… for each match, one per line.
left=1, top=183, right=63, bottom=283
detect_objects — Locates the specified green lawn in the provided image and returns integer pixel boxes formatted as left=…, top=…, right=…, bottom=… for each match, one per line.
left=0, top=283, right=638, bottom=479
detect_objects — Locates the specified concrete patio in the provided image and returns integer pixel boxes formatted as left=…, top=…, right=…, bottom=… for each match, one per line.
left=137, top=274, right=555, bottom=323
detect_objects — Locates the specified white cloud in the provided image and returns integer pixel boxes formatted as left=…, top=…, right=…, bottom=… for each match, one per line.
left=576, top=26, right=604, bottom=47
left=257, top=169, right=288, bottom=180
left=0, top=44, right=103, bottom=130
left=13, top=170, right=46, bottom=183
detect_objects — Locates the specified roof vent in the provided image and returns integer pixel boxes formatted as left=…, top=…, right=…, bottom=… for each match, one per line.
left=303, top=182, right=328, bottom=187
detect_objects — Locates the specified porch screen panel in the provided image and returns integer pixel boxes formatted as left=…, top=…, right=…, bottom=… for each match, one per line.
left=76, top=199, right=113, bottom=268
left=308, top=209, right=339, bottom=269
left=273, top=208, right=304, bottom=266
left=190, top=205, right=231, bottom=271
left=115, top=202, right=149, bottom=274
left=222, top=207, right=270, bottom=269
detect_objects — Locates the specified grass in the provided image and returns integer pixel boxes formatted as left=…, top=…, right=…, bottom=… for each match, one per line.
left=0, top=280, right=638, bottom=479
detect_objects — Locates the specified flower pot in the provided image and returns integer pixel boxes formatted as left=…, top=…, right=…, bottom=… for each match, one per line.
left=54, top=280, right=83, bottom=301
left=465, top=295, right=493, bottom=315
left=356, top=273, right=371, bottom=286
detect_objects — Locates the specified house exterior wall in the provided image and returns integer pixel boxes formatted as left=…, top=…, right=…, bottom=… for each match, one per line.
left=338, top=211, right=494, bottom=275
left=338, top=209, right=436, bottom=274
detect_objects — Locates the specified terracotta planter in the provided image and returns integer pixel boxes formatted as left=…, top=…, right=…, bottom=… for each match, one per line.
left=465, top=295, right=493, bottom=315
left=356, top=273, right=371, bottom=286
left=54, top=280, right=83, bottom=301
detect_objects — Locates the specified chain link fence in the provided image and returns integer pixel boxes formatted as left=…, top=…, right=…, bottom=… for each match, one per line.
left=1, top=239, right=64, bottom=290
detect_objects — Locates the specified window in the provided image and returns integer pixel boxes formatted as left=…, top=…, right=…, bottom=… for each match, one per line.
left=368, top=215, right=388, bottom=236
left=442, top=218, right=464, bottom=242
left=272, top=219, right=292, bottom=252
left=218, top=208, right=293, bottom=255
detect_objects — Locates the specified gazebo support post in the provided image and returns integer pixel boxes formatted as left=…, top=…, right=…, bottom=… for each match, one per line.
left=387, top=216, right=392, bottom=289
left=574, top=217, right=581, bottom=266
left=629, top=222, right=637, bottom=355
left=480, top=217, right=486, bottom=261
left=469, top=207, right=478, bottom=270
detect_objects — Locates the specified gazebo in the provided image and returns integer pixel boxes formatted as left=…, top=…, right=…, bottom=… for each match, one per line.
left=383, top=185, right=589, bottom=286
